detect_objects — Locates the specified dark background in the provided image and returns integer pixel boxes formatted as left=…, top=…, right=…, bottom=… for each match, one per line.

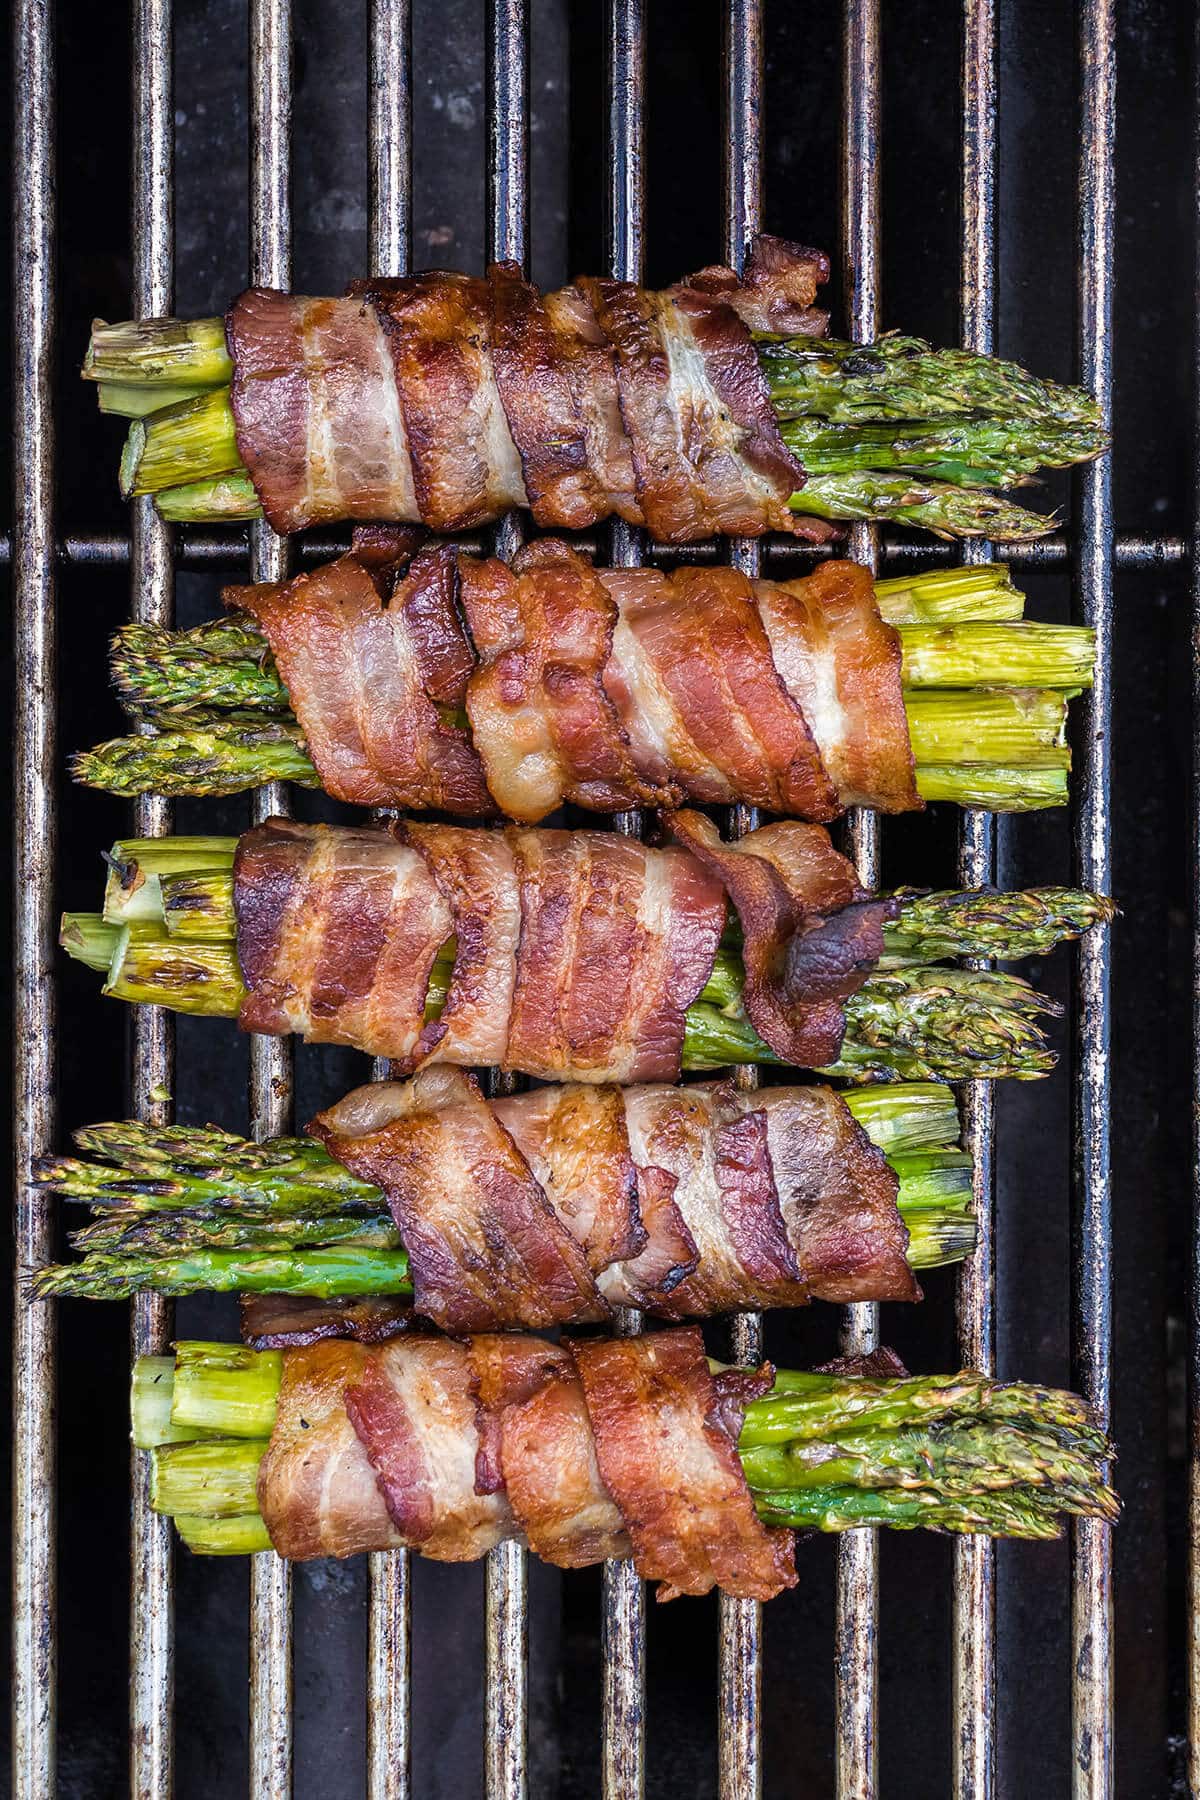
left=0, top=0, right=1193, bottom=1793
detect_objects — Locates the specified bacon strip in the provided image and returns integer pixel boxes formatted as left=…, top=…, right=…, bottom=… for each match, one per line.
left=312, top=1067, right=602, bottom=1331
left=460, top=541, right=658, bottom=820
left=569, top=1328, right=796, bottom=1602
left=666, top=809, right=897, bottom=1068
left=504, top=828, right=726, bottom=1083
left=229, top=543, right=491, bottom=814
left=226, top=545, right=916, bottom=823
left=233, top=819, right=451, bottom=1064
left=257, top=1328, right=795, bottom=1600
left=287, top=1073, right=913, bottom=1336
left=227, top=239, right=833, bottom=541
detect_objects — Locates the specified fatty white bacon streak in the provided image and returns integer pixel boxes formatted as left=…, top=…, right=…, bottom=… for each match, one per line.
left=235, top=545, right=917, bottom=822
left=256, top=1327, right=796, bottom=1602
left=226, top=236, right=836, bottom=543
left=232, top=813, right=888, bottom=1079
left=308, top=1072, right=916, bottom=1333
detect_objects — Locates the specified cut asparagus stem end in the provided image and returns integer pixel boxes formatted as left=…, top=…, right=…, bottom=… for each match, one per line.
left=155, top=471, right=262, bottom=522
left=914, top=762, right=1070, bottom=810
left=131, top=1356, right=218, bottom=1448
left=122, top=388, right=244, bottom=497
left=899, top=622, right=1095, bottom=690
left=161, top=871, right=239, bottom=940
left=174, top=1512, right=274, bottom=1555
left=102, top=836, right=237, bottom=925
left=904, top=689, right=1069, bottom=765
left=98, top=380, right=212, bottom=417
left=83, top=316, right=232, bottom=387
left=874, top=563, right=1026, bottom=625
left=60, top=913, right=122, bottom=973
left=171, top=1342, right=283, bottom=1438
left=105, top=923, right=246, bottom=1016
left=150, top=1438, right=267, bottom=1518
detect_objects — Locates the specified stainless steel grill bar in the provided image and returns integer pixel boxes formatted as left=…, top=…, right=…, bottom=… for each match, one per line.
left=837, top=3, right=881, bottom=1793
left=128, top=3, right=177, bottom=1794
left=484, top=6, right=531, bottom=1796
left=1072, top=3, right=1116, bottom=1795
left=719, top=4, right=764, bottom=1794
left=601, top=7, right=648, bottom=1796
left=0, top=529, right=1183, bottom=569
left=11, top=0, right=58, bottom=1793
left=247, top=4, right=296, bottom=1794
left=366, top=9, right=414, bottom=1798
left=1190, top=7, right=1200, bottom=1781
left=952, top=6, right=998, bottom=1795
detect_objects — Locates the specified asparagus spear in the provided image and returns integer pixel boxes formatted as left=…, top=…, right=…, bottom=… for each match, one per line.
left=789, top=471, right=1063, bottom=541
left=135, top=1342, right=1119, bottom=1550
left=780, top=414, right=1107, bottom=487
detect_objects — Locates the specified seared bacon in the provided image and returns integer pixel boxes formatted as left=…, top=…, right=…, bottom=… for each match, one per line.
left=226, top=239, right=836, bottom=542
left=233, top=814, right=887, bottom=1078
left=300, top=1071, right=917, bottom=1334
left=256, top=1327, right=795, bottom=1600
left=233, top=546, right=918, bottom=823
left=666, top=809, right=898, bottom=1069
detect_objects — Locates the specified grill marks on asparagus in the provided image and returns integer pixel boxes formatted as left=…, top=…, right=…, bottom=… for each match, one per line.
left=136, top=1336, right=1118, bottom=1569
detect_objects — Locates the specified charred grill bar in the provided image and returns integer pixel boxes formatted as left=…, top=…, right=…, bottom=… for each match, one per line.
left=8, top=4, right=1135, bottom=1797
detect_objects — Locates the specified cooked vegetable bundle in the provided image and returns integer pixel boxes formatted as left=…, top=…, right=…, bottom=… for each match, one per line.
left=77, top=546, right=1092, bottom=817
left=85, top=236, right=1106, bottom=541
left=60, top=820, right=1112, bottom=1083
left=33, top=1076, right=973, bottom=1313
left=137, top=1331, right=1118, bottom=1592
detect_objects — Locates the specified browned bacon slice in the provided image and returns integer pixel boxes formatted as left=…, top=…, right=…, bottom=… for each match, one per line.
left=609, top=565, right=840, bottom=819
left=257, top=1338, right=408, bottom=1561
left=492, top=1083, right=646, bottom=1271
left=569, top=1327, right=796, bottom=1602
left=350, top=272, right=526, bottom=529
left=312, top=1067, right=602, bottom=1331
left=470, top=1337, right=631, bottom=1566
left=686, top=234, right=831, bottom=336
left=488, top=264, right=612, bottom=529
left=233, top=818, right=451, bottom=1064
left=618, top=1084, right=807, bottom=1317
left=542, top=284, right=642, bottom=523
left=227, top=291, right=418, bottom=535
left=755, top=558, right=920, bottom=812
left=240, top=1292, right=415, bottom=1350
left=343, top=1336, right=514, bottom=1559
left=460, top=540, right=661, bottom=821
left=504, top=828, right=726, bottom=1082
left=666, top=810, right=896, bottom=1067
left=400, top=821, right=520, bottom=1069
left=228, top=543, right=492, bottom=814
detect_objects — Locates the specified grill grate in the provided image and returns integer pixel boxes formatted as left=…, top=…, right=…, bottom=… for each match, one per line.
left=8, top=2, right=1138, bottom=1795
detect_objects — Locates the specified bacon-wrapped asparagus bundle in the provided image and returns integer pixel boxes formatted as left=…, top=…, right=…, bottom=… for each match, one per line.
left=137, top=1332, right=1119, bottom=1587
left=33, top=1076, right=974, bottom=1317
left=86, top=237, right=1107, bottom=542
left=59, top=820, right=1112, bottom=1083
left=76, top=544, right=1093, bottom=818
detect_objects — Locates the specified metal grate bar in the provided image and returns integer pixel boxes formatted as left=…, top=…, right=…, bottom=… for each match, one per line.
left=601, top=5, right=649, bottom=1796
left=837, top=3, right=881, bottom=1793
left=12, top=0, right=58, bottom=1794
left=246, top=4, right=297, bottom=1794
left=484, top=5, right=531, bottom=1797
left=366, top=8, right=414, bottom=1798
left=952, top=5, right=998, bottom=1795
left=1071, top=3, right=1116, bottom=1795
left=719, top=3, right=765, bottom=1793
left=1189, top=7, right=1200, bottom=1783
left=128, top=2, right=178, bottom=1794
